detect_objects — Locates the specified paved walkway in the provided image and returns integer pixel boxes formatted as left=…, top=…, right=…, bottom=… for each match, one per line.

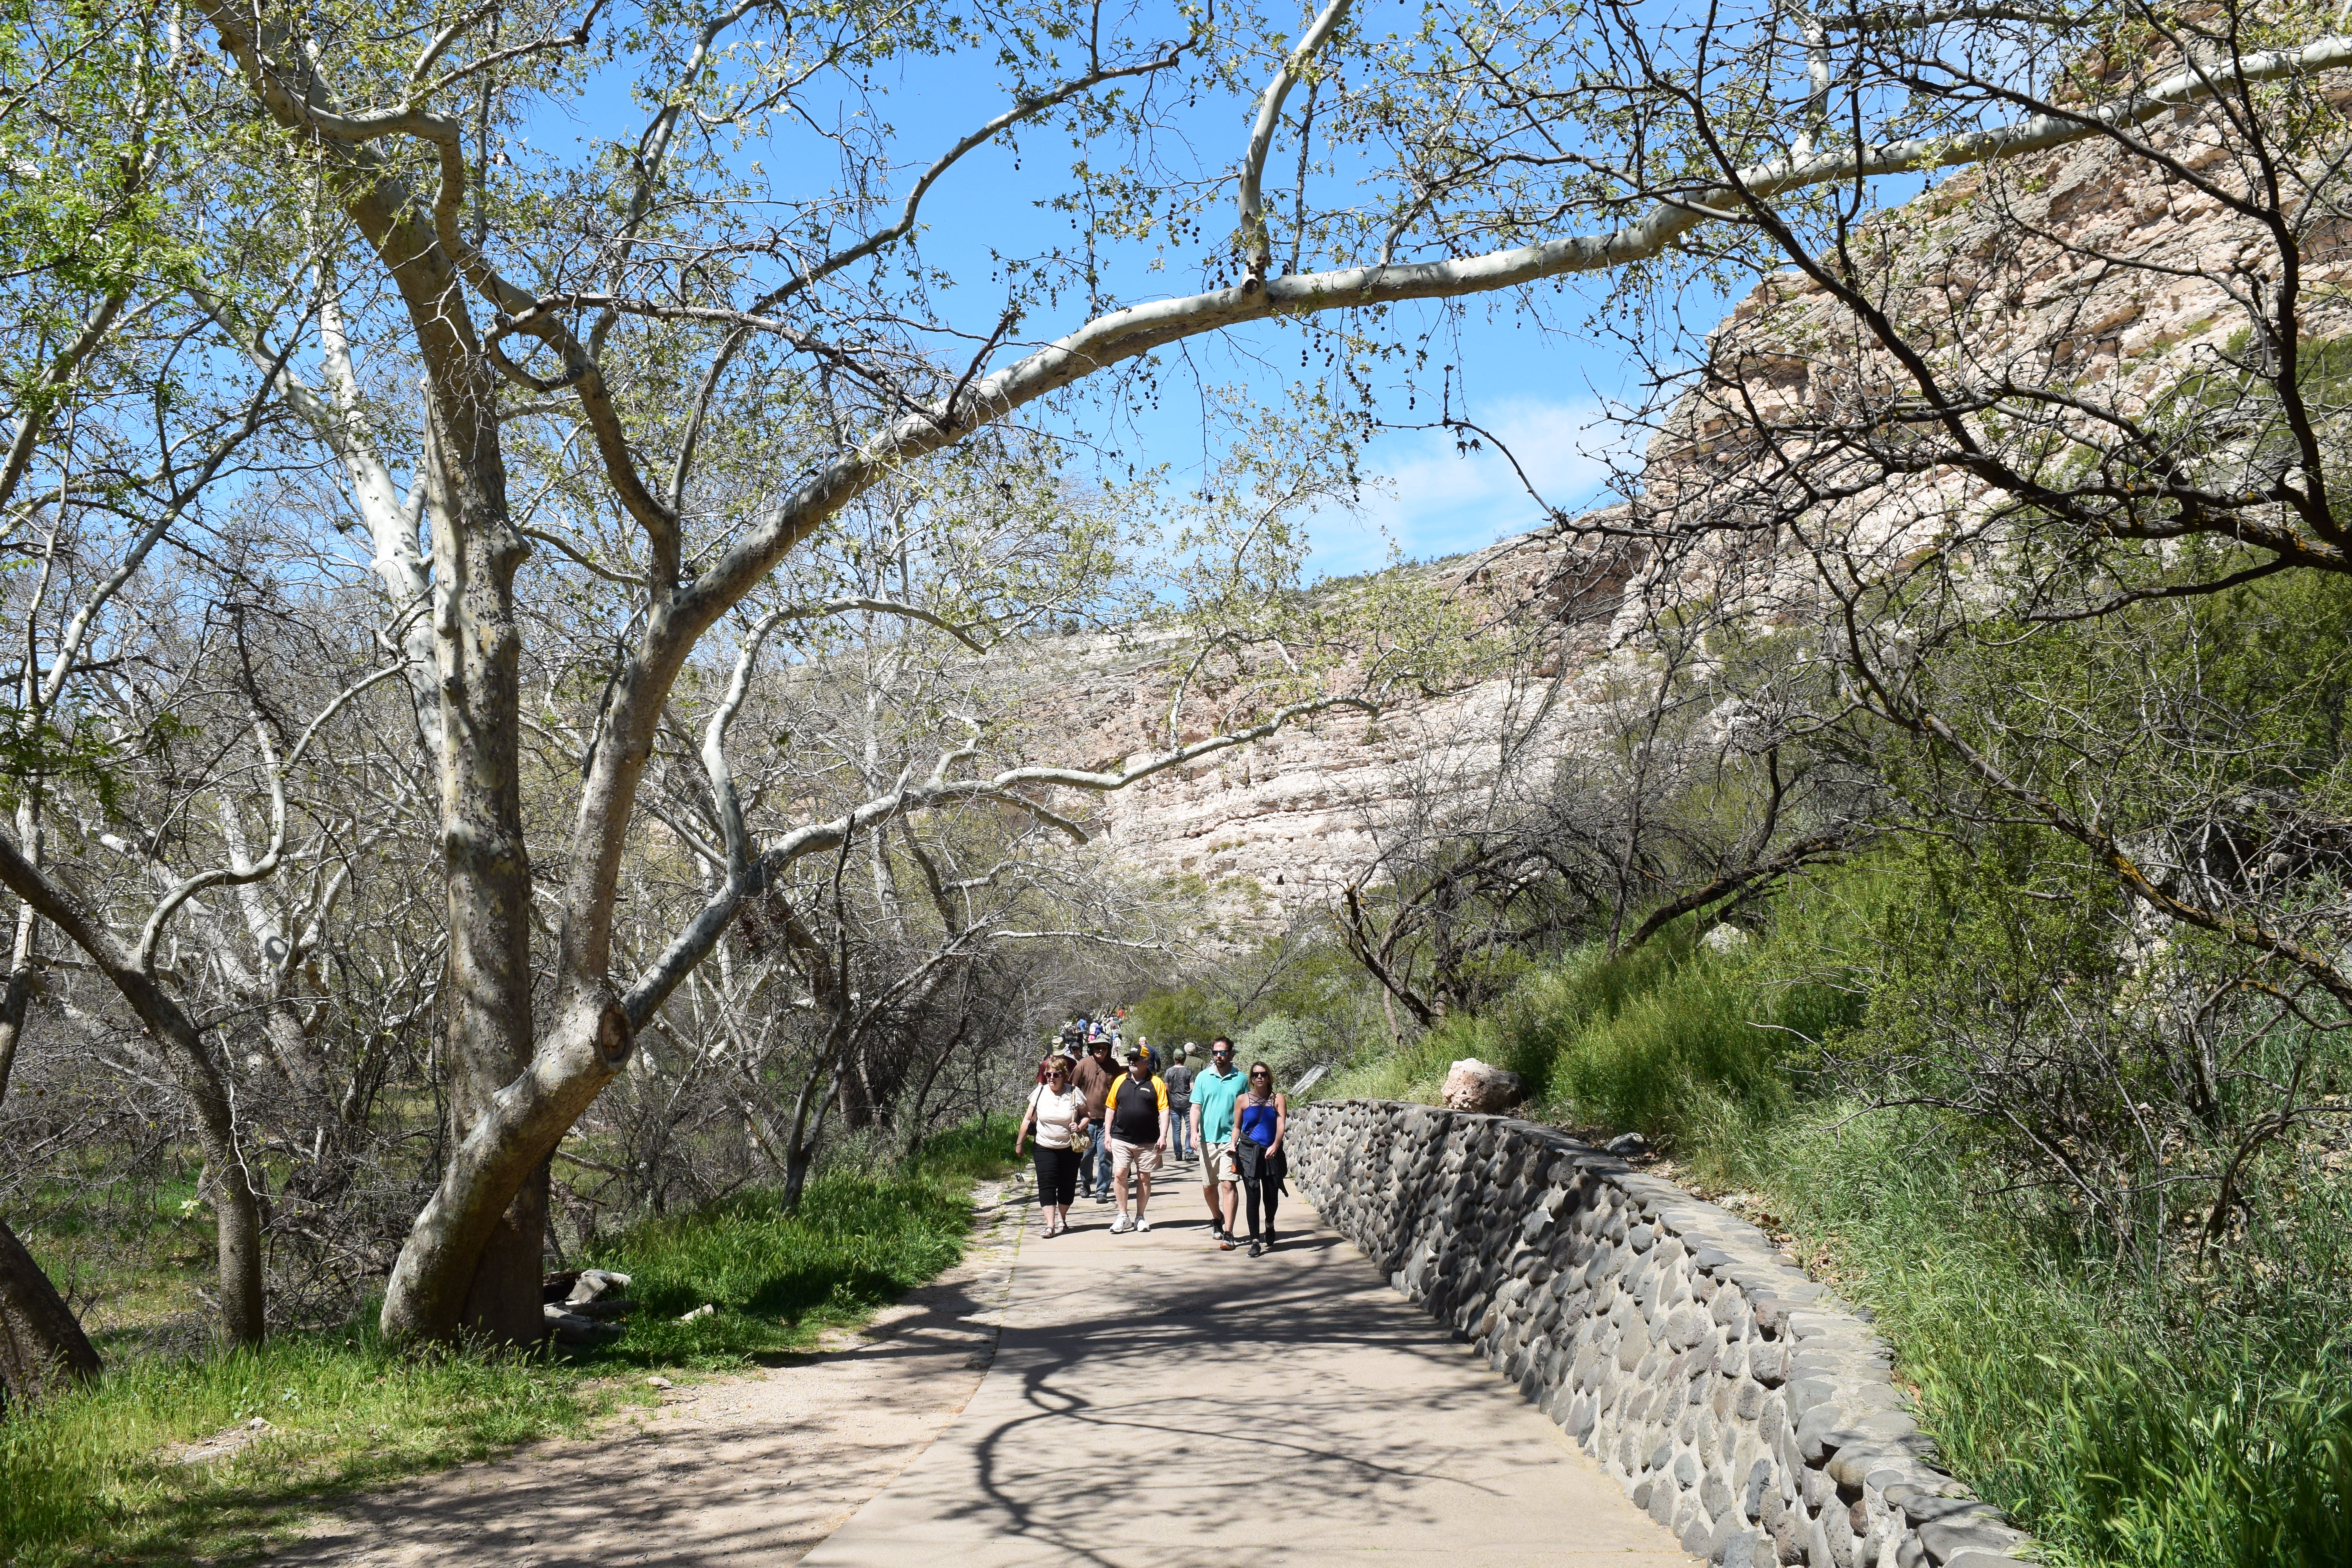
left=271, top=1182, right=1028, bottom=1567
left=804, top=1156, right=1694, bottom=1568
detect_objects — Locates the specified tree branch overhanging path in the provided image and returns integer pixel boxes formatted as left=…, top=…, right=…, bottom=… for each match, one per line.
left=9, top=0, right=2348, bottom=1348
left=191, top=5, right=2352, bottom=1344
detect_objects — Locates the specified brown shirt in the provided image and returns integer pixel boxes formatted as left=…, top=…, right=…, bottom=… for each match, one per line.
left=1072, top=1054, right=1117, bottom=1120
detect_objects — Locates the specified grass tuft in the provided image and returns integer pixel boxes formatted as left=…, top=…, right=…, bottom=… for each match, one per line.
left=1736, top=1110, right=2352, bottom=1568
left=3, top=1124, right=1020, bottom=1566
left=0, top=1327, right=624, bottom=1567
left=583, top=1169, right=989, bottom=1365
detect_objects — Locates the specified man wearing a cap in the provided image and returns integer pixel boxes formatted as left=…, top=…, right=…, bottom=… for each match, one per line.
left=1190, top=1037, right=1247, bottom=1249
left=1102, top=1044, right=1171, bottom=1233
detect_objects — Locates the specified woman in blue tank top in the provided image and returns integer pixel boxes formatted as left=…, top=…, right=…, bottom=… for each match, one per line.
left=1235, top=1062, right=1288, bottom=1256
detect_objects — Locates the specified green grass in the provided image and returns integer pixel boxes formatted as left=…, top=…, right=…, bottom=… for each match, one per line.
left=584, top=1161, right=1004, bottom=1365
left=1713, top=1111, right=2352, bottom=1568
left=0, top=1327, right=632, bottom=1567
left=1319, top=926, right=1851, bottom=1146
left=1326, top=913, right=2352, bottom=1568
left=18, top=1167, right=226, bottom=1360
left=2, top=1122, right=1020, bottom=1567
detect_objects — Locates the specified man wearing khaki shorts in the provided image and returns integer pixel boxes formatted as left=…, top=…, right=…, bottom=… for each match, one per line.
left=1103, top=1044, right=1170, bottom=1234
left=1190, top=1037, right=1246, bottom=1249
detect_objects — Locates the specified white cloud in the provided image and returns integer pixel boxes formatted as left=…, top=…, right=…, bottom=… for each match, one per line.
left=1307, top=397, right=1628, bottom=579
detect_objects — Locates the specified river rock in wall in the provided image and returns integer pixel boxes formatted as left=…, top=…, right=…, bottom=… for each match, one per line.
left=1441, top=1058, right=1526, bottom=1113
left=1287, top=1100, right=2042, bottom=1568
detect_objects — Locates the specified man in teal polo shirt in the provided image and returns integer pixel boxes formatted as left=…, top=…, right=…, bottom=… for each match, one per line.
left=1189, top=1036, right=1247, bottom=1249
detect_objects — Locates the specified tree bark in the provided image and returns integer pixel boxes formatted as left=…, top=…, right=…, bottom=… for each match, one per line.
left=0, top=899, right=35, bottom=1111
left=379, top=992, right=629, bottom=1341
left=782, top=1033, right=850, bottom=1212
left=0, top=1215, right=100, bottom=1412
left=837, top=1040, right=878, bottom=1132
left=427, top=369, right=547, bottom=1345
left=899, top=1012, right=969, bottom=1165
left=0, top=889, right=93, bottom=1416
left=0, top=845, right=267, bottom=1345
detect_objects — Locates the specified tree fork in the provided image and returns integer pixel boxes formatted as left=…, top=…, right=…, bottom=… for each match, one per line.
left=380, top=989, right=631, bottom=1342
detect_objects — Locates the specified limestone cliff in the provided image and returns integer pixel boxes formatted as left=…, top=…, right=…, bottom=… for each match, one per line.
left=1021, top=109, right=2331, bottom=925
left=1008, top=535, right=1624, bottom=924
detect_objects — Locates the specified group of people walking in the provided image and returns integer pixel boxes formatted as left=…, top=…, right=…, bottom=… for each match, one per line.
left=1014, top=1034, right=1290, bottom=1256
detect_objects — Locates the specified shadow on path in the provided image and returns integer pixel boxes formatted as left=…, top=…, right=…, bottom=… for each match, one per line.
left=803, top=1170, right=1695, bottom=1568
left=265, top=1183, right=1027, bottom=1568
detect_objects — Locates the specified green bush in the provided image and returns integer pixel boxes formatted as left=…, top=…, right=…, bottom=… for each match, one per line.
left=1234, top=1014, right=1319, bottom=1084
left=1323, top=923, right=1848, bottom=1148
left=1523, top=949, right=1786, bottom=1140
left=1326, top=871, right=2352, bottom=1568
left=1129, top=984, right=1223, bottom=1049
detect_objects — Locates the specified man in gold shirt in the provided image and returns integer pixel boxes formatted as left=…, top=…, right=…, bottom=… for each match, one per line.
left=1102, top=1045, right=1170, bottom=1234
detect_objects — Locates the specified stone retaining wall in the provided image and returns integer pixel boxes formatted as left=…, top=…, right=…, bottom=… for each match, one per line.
left=1290, top=1100, right=2033, bottom=1568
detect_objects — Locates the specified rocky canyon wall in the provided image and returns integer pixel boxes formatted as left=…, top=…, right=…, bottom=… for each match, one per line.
left=1010, top=109, right=2336, bottom=927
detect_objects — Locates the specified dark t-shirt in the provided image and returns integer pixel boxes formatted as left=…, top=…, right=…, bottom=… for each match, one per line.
left=1106, top=1073, right=1167, bottom=1143
left=1163, top=1064, right=1194, bottom=1105
left=1072, top=1054, right=1117, bottom=1119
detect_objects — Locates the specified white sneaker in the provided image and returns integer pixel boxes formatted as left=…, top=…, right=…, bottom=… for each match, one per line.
left=1134, top=1216, right=1152, bottom=1232
left=1110, top=1216, right=1132, bottom=1234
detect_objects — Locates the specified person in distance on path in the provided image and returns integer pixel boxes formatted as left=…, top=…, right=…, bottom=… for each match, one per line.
left=1190, top=1037, right=1246, bottom=1249
left=1235, top=1061, right=1289, bottom=1256
left=1016, top=1055, right=1087, bottom=1238
left=1103, top=1045, right=1170, bottom=1234
left=1072, top=1034, right=1118, bottom=1202
left=1163, top=1046, right=1195, bottom=1163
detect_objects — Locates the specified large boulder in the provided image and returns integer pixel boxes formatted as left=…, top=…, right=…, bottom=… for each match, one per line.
left=1441, top=1058, right=1526, bottom=1114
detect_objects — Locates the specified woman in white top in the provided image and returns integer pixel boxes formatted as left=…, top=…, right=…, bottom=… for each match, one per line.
left=1016, top=1055, right=1088, bottom=1237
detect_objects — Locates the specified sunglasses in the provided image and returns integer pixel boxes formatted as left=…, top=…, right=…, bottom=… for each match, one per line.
left=1250, top=1070, right=1270, bottom=1078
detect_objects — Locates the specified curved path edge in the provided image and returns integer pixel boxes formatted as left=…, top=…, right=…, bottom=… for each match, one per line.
left=800, top=1148, right=1701, bottom=1567
left=265, top=1175, right=1031, bottom=1568
left=1290, top=1100, right=2038, bottom=1568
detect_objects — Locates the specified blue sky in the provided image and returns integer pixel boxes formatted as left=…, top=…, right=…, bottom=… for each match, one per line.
left=813, top=101, right=1674, bottom=581
left=526, top=4, right=1748, bottom=583
left=854, top=83, right=1669, bottom=578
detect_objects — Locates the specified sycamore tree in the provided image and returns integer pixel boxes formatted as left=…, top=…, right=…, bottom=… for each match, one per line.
left=6, top=0, right=2350, bottom=1350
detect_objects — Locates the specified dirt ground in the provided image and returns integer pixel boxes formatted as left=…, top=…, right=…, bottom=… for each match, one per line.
left=264, top=1178, right=1029, bottom=1568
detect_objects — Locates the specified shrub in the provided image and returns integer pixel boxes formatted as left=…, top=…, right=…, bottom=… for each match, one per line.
left=1741, top=1108, right=2352, bottom=1568
left=1325, top=869, right=2352, bottom=1568
left=1235, top=1014, right=1319, bottom=1084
